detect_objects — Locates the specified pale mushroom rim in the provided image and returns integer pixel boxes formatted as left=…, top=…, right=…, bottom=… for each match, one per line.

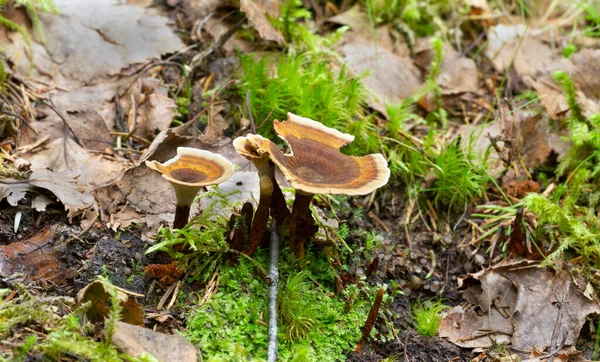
left=145, top=147, right=234, bottom=188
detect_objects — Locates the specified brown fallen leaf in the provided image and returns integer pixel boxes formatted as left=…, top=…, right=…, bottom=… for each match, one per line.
left=328, top=4, right=371, bottom=32
left=111, top=321, right=197, bottom=362
left=240, top=0, right=284, bottom=44
left=37, top=0, right=184, bottom=83
left=340, top=32, right=422, bottom=115
left=414, top=38, right=479, bottom=96
left=197, top=104, right=229, bottom=144
left=0, top=225, right=78, bottom=283
left=76, top=280, right=144, bottom=326
left=0, top=182, right=29, bottom=207
left=524, top=345, right=590, bottom=362
left=485, top=25, right=561, bottom=78
left=120, top=78, right=178, bottom=140
left=443, top=260, right=600, bottom=352
left=438, top=306, right=512, bottom=348
left=483, top=25, right=600, bottom=120
left=0, top=168, right=96, bottom=220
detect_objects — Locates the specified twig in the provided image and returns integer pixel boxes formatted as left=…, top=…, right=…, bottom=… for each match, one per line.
left=117, top=61, right=182, bottom=99
left=43, top=98, right=86, bottom=149
left=267, top=220, right=279, bottom=362
left=190, top=16, right=245, bottom=71
left=246, top=89, right=255, bottom=134
left=548, top=282, right=570, bottom=362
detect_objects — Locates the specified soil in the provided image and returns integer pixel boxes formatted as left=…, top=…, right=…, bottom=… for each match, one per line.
left=1, top=186, right=478, bottom=361
left=2, top=2, right=598, bottom=361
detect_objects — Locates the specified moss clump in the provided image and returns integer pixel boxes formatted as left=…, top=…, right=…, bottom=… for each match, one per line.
left=185, top=249, right=379, bottom=361
left=412, top=299, right=448, bottom=337
left=523, top=72, right=600, bottom=267
left=0, top=281, right=152, bottom=362
left=429, top=136, right=489, bottom=211
left=239, top=54, right=368, bottom=144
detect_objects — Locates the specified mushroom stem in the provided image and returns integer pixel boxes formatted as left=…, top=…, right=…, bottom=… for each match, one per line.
left=172, top=185, right=202, bottom=229
left=227, top=202, right=254, bottom=264
left=270, top=177, right=290, bottom=230
left=246, top=175, right=274, bottom=256
left=250, top=157, right=290, bottom=229
left=289, top=191, right=317, bottom=259
left=173, top=205, right=191, bottom=230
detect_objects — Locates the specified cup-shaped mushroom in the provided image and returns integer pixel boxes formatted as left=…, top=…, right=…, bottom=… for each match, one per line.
left=233, top=134, right=291, bottom=227
left=246, top=112, right=390, bottom=258
left=233, top=135, right=273, bottom=178
left=145, top=147, right=234, bottom=229
left=248, top=112, right=391, bottom=196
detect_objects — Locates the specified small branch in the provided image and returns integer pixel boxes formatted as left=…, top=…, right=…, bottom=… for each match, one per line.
left=267, top=220, right=279, bottom=362
left=43, top=98, right=86, bottom=149
left=246, top=89, right=255, bottom=134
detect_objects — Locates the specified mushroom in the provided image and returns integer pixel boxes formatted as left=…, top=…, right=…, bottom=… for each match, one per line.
left=227, top=201, right=254, bottom=264
left=246, top=112, right=391, bottom=258
left=245, top=175, right=274, bottom=256
left=145, top=147, right=234, bottom=229
left=233, top=135, right=290, bottom=228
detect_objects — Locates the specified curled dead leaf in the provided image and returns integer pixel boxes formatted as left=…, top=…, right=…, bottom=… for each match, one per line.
left=240, top=0, right=284, bottom=44
left=76, top=279, right=144, bottom=326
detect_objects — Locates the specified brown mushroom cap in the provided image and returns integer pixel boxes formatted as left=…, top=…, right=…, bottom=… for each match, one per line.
left=232, top=135, right=272, bottom=177
left=252, top=112, right=390, bottom=195
left=145, top=147, right=234, bottom=188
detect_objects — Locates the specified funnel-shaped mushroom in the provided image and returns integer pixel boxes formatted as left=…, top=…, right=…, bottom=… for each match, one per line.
left=248, top=112, right=391, bottom=258
left=233, top=135, right=290, bottom=228
left=145, top=147, right=234, bottom=229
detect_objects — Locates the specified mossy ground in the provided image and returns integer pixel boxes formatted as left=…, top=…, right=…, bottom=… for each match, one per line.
left=4, top=0, right=600, bottom=361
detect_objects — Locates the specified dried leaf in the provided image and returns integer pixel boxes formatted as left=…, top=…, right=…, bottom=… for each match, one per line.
left=0, top=225, right=77, bottom=283
left=340, top=36, right=422, bottom=115
left=28, top=169, right=96, bottom=219
left=444, top=260, right=600, bottom=352
left=37, top=0, right=184, bottom=83
left=328, top=4, right=370, bottom=32
left=121, top=78, right=178, bottom=140
left=76, top=280, right=144, bottom=326
left=112, top=321, right=197, bottom=362
left=25, top=137, right=125, bottom=187
left=414, top=38, right=479, bottom=95
left=0, top=182, right=30, bottom=206
left=439, top=306, right=512, bottom=348
left=240, top=0, right=284, bottom=44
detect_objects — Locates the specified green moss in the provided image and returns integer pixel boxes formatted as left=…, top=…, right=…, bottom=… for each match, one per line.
left=523, top=72, right=600, bottom=268
left=239, top=53, right=367, bottom=143
left=365, top=0, right=453, bottom=37
left=185, top=249, right=378, bottom=361
left=269, top=0, right=347, bottom=57
left=429, top=135, right=488, bottom=211
left=412, top=299, right=448, bottom=337
left=0, top=281, right=152, bottom=362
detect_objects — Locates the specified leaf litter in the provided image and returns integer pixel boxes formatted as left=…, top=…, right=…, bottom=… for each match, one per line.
left=440, top=260, right=600, bottom=356
left=0, top=0, right=185, bottom=222
left=2, top=0, right=600, bottom=361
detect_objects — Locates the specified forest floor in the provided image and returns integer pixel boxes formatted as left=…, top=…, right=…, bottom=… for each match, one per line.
left=2, top=0, right=600, bottom=361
